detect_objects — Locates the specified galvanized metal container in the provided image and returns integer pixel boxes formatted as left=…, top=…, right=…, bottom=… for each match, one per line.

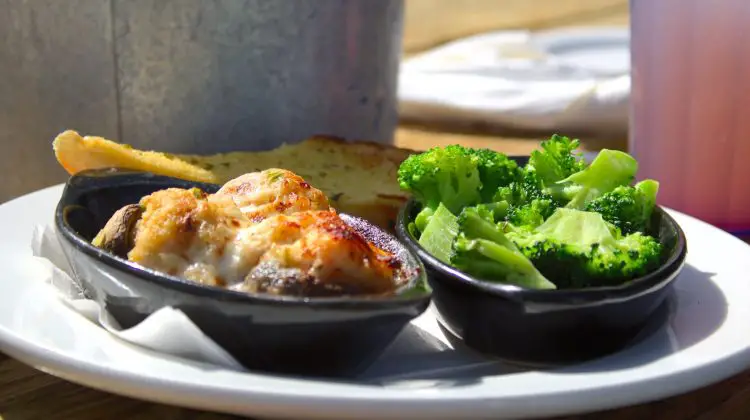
left=0, top=0, right=404, bottom=202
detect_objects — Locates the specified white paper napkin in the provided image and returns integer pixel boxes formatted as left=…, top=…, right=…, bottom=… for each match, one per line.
left=397, top=28, right=630, bottom=135
left=29, top=223, right=516, bottom=380
left=30, top=224, right=246, bottom=370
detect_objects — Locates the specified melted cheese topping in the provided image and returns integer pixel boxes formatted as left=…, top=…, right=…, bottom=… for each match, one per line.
left=126, top=171, right=400, bottom=296
left=215, top=168, right=330, bottom=221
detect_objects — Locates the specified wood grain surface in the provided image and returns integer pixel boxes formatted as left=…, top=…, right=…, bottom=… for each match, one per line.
left=4, top=1, right=750, bottom=419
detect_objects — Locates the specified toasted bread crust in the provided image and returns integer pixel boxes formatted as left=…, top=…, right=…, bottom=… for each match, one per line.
left=53, top=130, right=219, bottom=183
left=53, top=130, right=415, bottom=230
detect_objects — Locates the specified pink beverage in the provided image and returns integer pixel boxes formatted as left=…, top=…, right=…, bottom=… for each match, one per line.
left=630, top=0, right=750, bottom=234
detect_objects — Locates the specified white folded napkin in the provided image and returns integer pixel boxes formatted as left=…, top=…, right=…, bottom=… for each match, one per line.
left=30, top=223, right=517, bottom=380
left=397, top=28, right=630, bottom=134
left=31, top=224, right=246, bottom=370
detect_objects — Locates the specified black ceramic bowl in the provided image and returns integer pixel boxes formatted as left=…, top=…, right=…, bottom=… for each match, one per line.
left=55, top=168, right=431, bottom=378
left=396, top=157, right=688, bottom=366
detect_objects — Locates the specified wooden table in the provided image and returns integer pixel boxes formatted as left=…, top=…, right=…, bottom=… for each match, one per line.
left=4, top=1, right=750, bottom=419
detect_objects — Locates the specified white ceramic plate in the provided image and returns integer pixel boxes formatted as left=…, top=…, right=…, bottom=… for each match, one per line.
left=397, top=27, right=630, bottom=135
left=530, top=27, right=630, bottom=77
left=1, top=185, right=750, bottom=420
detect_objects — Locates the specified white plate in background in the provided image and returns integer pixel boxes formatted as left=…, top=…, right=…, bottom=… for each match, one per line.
left=398, top=27, right=631, bottom=135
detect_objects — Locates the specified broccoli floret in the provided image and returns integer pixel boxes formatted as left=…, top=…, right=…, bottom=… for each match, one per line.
left=506, top=198, right=555, bottom=229
left=416, top=202, right=508, bottom=264
left=467, top=148, right=521, bottom=202
left=494, top=170, right=544, bottom=204
left=507, top=208, right=663, bottom=288
left=473, top=201, right=511, bottom=223
left=418, top=203, right=459, bottom=264
left=544, top=149, right=638, bottom=209
left=450, top=206, right=556, bottom=290
left=584, top=179, right=660, bottom=234
left=527, top=134, right=587, bottom=185
left=413, top=206, right=435, bottom=233
left=493, top=170, right=559, bottom=229
left=398, top=145, right=482, bottom=228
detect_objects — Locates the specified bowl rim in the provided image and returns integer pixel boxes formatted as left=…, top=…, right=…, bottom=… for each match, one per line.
left=55, top=168, right=432, bottom=309
left=396, top=194, right=687, bottom=306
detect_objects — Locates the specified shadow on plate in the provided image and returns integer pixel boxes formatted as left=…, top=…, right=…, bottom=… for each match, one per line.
left=354, top=321, right=528, bottom=388
left=100, top=263, right=726, bottom=386
left=45, top=263, right=725, bottom=387
left=342, top=261, right=724, bottom=386
left=394, top=263, right=726, bottom=377
left=554, top=263, right=726, bottom=374
left=85, top=308, right=525, bottom=389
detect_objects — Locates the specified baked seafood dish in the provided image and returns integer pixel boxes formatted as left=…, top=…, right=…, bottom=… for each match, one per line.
left=55, top=167, right=430, bottom=376
left=92, top=168, right=407, bottom=297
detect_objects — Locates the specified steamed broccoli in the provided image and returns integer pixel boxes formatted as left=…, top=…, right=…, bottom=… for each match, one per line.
left=506, top=198, right=556, bottom=229
left=493, top=170, right=558, bottom=229
left=450, top=206, right=556, bottom=290
left=397, top=145, right=482, bottom=228
left=494, top=170, right=544, bottom=204
left=413, top=206, right=434, bottom=233
left=398, top=144, right=521, bottom=234
left=418, top=203, right=459, bottom=263
left=467, top=148, right=521, bottom=202
left=527, top=134, right=587, bottom=185
left=544, top=149, right=638, bottom=209
left=487, top=134, right=587, bottom=229
left=396, top=134, right=664, bottom=291
left=584, top=179, right=660, bottom=234
left=414, top=202, right=508, bottom=264
left=507, top=208, right=663, bottom=288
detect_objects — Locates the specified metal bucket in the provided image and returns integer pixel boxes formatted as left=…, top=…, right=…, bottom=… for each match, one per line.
left=0, top=0, right=404, bottom=202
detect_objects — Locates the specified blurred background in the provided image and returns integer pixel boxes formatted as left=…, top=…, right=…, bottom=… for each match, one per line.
left=402, top=0, right=626, bottom=54
left=398, top=0, right=629, bottom=153
left=0, top=0, right=629, bottom=205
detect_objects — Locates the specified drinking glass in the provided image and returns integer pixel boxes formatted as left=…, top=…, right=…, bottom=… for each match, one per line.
left=630, top=0, right=750, bottom=234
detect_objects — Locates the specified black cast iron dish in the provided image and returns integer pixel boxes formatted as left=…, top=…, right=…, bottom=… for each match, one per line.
left=396, top=156, right=688, bottom=366
left=55, top=168, right=432, bottom=378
